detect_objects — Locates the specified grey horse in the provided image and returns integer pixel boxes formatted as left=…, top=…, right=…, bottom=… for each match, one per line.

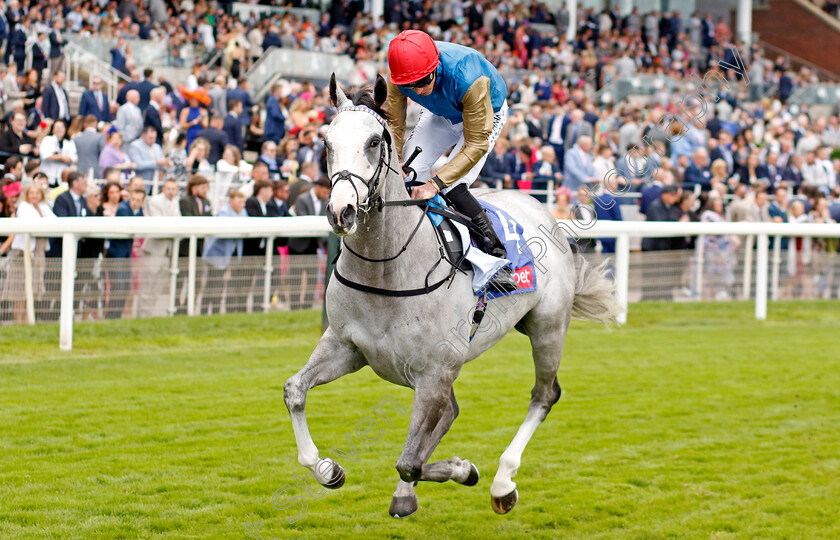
left=284, top=74, right=623, bottom=518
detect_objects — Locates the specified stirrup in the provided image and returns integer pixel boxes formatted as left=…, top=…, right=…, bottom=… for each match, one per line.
left=488, top=266, right=518, bottom=293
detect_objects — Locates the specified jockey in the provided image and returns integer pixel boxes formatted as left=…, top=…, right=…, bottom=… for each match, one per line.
left=385, top=30, right=517, bottom=293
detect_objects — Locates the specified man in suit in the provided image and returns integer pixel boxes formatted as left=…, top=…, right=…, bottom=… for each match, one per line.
left=10, top=15, right=26, bottom=72
left=263, top=83, right=286, bottom=144
left=289, top=176, right=330, bottom=309
left=116, top=69, right=142, bottom=106
left=244, top=180, right=280, bottom=255
left=207, top=74, right=227, bottom=118
left=269, top=179, right=291, bottom=217
left=563, top=109, right=594, bottom=157
left=140, top=178, right=181, bottom=317
left=41, top=69, right=71, bottom=122
left=135, top=68, right=157, bottom=111
left=242, top=180, right=279, bottom=310
left=563, top=136, right=598, bottom=192
left=127, top=126, right=170, bottom=190
left=79, top=77, right=112, bottom=122
left=783, top=154, right=805, bottom=188
left=708, top=131, right=734, bottom=176
left=255, top=141, right=281, bottom=180
left=115, top=89, right=144, bottom=145
left=641, top=184, right=683, bottom=300
left=144, top=87, right=165, bottom=145
left=74, top=115, right=106, bottom=178
left=223, top=99, right=244, bottom=152
left=48, top=18, right=65, bottom=82
left=106, top=188, right=145, bottom=319
left=480, top=139, right=513, bottom=187
left=227, top=77, right=254, bottom=126
left=683, top=148, right=712, bottom=191
left=176, top=174, right=213, bottom=314
left=110, top=37, right=128, bottom=74
left=50, top=171, right=89, bottom=258
left=195, top=115, right=229, bottom=165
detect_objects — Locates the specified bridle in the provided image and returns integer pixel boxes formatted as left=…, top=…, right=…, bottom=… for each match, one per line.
left=326, top=103, right=466, bottom=296
left=328, top=105, right=402, bottom=215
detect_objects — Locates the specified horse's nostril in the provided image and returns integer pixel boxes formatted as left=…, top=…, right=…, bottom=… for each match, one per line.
left=340, top=205, right=356, bottom=226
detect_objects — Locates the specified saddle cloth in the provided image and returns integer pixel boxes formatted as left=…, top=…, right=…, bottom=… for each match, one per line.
left=426, top=196, right=537, bottom=299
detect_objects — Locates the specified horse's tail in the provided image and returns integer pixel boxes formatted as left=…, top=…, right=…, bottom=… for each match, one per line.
left=571, top=254, right=624, bottom=327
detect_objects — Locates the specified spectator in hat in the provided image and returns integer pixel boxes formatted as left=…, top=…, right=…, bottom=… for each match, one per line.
left=179, top=86, right=210, bottom=149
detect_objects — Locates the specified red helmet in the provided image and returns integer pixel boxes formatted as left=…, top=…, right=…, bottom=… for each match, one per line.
left=388, top=30, right=440, bottom=85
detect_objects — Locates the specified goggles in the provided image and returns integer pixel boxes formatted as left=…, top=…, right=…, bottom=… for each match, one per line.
left=402, top=72, right=435, bottom=89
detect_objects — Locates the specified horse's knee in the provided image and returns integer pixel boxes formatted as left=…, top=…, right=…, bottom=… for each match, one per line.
left=395, top=459, right=422, bottom=483
left=284, top=376, right=306, bottom=413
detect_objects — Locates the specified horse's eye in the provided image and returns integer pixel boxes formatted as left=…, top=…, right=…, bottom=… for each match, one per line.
left=369, top=138, right=381, bottom=148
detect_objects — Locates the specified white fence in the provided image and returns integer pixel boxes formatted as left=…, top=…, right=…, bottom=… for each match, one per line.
left=3, top=217, right=840, bottom=350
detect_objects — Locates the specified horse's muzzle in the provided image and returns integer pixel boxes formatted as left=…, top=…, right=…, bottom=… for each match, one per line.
left=327, top=203, right=357, bottom=236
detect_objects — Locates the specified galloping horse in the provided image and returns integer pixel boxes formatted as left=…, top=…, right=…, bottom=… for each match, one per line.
left=284, top=74, right=623, bottom=517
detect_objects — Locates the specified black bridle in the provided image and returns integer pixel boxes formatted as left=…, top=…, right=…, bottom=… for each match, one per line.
left=327, top=104, right=466, bottom=296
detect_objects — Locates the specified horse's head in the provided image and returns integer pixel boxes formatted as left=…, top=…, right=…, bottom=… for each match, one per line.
left=324, top=73, right=392, bottom=236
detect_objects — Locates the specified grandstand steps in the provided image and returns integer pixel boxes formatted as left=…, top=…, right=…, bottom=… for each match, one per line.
left=753, top=0, right=840, bottom=79
left=65, top=80, right=85, bottom=117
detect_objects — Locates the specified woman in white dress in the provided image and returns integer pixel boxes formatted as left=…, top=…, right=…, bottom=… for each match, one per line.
left=39, top=120, right=78, bottom=187
left=3, top=183, right=55, bottom=322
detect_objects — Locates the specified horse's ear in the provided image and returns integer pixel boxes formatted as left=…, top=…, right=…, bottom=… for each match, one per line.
left=329, top=73, right=348, bottom=108
left=374, top=74, right=387, bottom=109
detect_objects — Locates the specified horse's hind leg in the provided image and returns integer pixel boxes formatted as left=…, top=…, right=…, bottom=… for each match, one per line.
left=284, top=328, right=365, bottom=488
left=490, top=322, right=568, bottom=514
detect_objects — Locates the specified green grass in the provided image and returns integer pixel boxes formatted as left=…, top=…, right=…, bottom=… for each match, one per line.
left=1, top=302, right=839, bottom=539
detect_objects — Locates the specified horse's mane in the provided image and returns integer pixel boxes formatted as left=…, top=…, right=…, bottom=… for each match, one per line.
left=349, top=86, right=392, bottom=124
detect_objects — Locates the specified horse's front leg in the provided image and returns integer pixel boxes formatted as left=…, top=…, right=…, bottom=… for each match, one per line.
left=284, top=327, right=365, bottom=488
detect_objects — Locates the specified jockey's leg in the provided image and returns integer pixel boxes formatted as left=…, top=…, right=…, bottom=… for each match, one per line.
left=441, top=103, right=517, bottom=292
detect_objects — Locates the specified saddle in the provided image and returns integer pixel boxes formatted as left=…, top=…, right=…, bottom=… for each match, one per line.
left=404, top=178, right=472, bottom=273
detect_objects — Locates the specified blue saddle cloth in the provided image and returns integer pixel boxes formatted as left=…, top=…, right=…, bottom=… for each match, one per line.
left=478, top=201, right=537, bottom=299
left=423, top=197, right=537, bottom=299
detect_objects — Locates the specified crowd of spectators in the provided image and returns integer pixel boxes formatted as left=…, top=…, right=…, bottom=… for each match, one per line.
left=2, top=0, right=840, bottom=322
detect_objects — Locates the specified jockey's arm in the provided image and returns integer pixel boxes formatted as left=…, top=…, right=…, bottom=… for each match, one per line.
left=434, top=76, right=494, bottom=189
left=385, top=79, right=408, bottom=163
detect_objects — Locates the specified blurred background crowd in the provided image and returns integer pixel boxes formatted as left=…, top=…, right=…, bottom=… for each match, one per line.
left=1, top=0, right=840, bottom=324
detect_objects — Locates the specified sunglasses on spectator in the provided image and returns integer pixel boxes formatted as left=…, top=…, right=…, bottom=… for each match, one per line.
left=403, top=72, right=435, bottom=89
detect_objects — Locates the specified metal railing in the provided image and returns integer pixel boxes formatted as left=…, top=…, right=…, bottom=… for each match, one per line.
left=4, top=217, right=840, bottom=350
left=64, top=41, right=131, bottom=103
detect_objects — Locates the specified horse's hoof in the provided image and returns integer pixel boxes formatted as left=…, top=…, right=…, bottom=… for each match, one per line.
left=389, top=495, right=418, bottom=518
left=321, top=460, right=345, bottom=490
left=460, top=463, right=480, bottom=486
left=491, top=489, right=518, bottom=514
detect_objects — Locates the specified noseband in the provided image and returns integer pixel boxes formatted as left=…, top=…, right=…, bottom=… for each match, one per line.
left=329, top=105, right=401, bottom=214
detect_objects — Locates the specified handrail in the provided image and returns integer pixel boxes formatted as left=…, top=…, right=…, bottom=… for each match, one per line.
left=64, top=40, right=131, bottom=102
left=6, top=216, right=838, bottom=238
left=757, top=40, right=840, bottom=82
left=244, top=46, right=278, bottom=78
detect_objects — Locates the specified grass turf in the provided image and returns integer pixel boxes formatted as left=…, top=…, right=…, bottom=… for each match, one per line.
left=0, top=302, right=838, bottom=539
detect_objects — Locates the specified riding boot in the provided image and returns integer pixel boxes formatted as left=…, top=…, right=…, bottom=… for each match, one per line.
left=443, top=183, right=517, bottom=293
left=471, top=210, right=518, bottom=293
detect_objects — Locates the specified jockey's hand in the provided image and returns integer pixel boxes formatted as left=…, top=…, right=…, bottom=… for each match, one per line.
left=411, top=181, right=438, bottom=200
left=399, top=162, right=407, bottom=179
